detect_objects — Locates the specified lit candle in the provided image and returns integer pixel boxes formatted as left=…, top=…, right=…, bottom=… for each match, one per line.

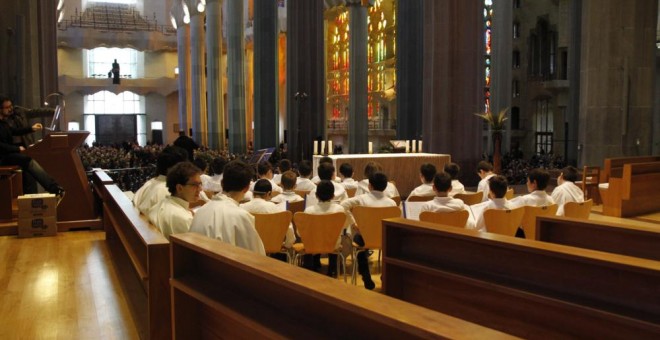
left=412, top=140, right=417, bottom=153
left=368, top=142, right=373, bottom=154
left=418, top=140, right=423, bottom=153
left=328, top=141, right=333, bottom=155
left=314, top=141, right=318, bottom=155
left=321, top=141, right=326, bottom=155
left=405, top=140, right=410, bottom=153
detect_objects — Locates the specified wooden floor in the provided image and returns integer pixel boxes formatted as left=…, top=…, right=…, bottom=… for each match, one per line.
left=0, top=208, right=658, bottom=339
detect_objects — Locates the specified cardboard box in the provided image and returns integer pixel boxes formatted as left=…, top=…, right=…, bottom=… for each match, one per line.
left=17, top=193, right=57, bottom=219
left=18, top=216, right=57, bottom=238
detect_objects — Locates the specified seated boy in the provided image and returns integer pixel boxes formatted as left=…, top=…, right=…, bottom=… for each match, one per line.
left=407, top=163, right=437, bottom=199
left=295, top=160, right=317, bottom=192
left=271, top=171, right=304, bottom=204
left=509, top=168, right=555, bottom=208
left=444, top=162, right=466, bottom=197
left=241, top=179, right=295, bottom=250
left=471, top=175, right=513, bottom=232
left=338, top=162, right=359, bottom=190
left=476, top=161, right=496, bottom=202
left=551, top=166, right=584, bottom=216
left=420, top=172, right=476, bottom=229
left=356, top=161, right=400, bottom=198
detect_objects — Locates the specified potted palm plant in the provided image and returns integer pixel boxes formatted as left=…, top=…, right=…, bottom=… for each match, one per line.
left=475, top=107, right=509, bottom=174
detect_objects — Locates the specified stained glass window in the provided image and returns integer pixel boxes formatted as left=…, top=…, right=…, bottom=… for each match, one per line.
left=484, top=0, right=493, bottom=113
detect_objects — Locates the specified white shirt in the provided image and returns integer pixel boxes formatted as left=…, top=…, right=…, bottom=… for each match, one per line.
left=272, top=173, right=282, bottom=185
left=270, top=191, right=304, bottom=204
left=132, top=176, right=160, bottom=207
left=509, top=190, right=555, bottom=208
left=240, top=197, right=295, bottom=248
left=311, top=175, right=341, bottom=185
left=295, top=177, right=317, bottom=192
left=134, top=175, right=170, bottom=215
left=408, top=183, right=435, bottom=199
left=340, top=191, right=398, bottom=233
left=250, top=178, right=283, bottom=194
left=203, top=174, right=222, bottom=193
left=471, top=198, right=513, bottom=232
left=477, top=173, right=496, bottom=202
left=308, top=181, right=348, bottom=205
left=356, top=179, right=400, bottom=198
left=189, top=194, right=266, bottom=255
left=340, top=178, right=359, bottom=190
left=147, top=196, right=193, bottom=240
left=420, top=196, right=476, bottom=229
left=449, top=180, right=466, bottom=197
left=551, top=181, right=584, bottom=216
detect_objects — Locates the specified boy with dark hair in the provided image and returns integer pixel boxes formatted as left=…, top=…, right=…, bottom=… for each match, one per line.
left=271, top=171, right=304, bottom=204
left=133, top=146, right=187, bottom=214
left=551, top=166, right=584, bottom=216
left=205, top=156, right=227, bottom=193
left=295, top=160, right=316, bottom=191
left=356, top=161, right=400, bottom=198
left=338, top=162, right=358, bottom=190
left=311, top=156, right=340, bottom=184
left=408, top=163, right=437, bottom=199
left=148, top=161, right=201, bottom=240
left=510, top=168, right=555, bottom=208
left=308, top=162, right=348, bottom=204
left=476, top=160, right=496, bottom=202
left=471, top=175, right=513, bottom=232
left=420, top=172, right=476, bottom=229
left=250, top=161, right=283, bottom=195
left=273, top=158, right=292, bottom=185
left=190, top=160, right=265, bottom=254
left=443, top=162, right=466, bottom=196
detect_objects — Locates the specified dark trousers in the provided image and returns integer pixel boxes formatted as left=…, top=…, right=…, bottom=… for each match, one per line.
left=0, top=153, right=59, bottom=194
left=353, top=233, right=372, bottom=281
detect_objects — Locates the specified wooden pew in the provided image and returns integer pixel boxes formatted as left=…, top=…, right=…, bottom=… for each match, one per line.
left=382, top=218, right=660, bottom=338
left=536, top=216, right=660, bottom=261
left=601, top=161, right=660, bottom=217
left=101, top=183, right=170, bottom=340
left=169, top=232, right=511, bottom=339
left=602, top=155, right=660, bottom=183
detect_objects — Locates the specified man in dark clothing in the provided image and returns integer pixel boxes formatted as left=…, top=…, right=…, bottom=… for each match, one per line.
left=173, top=130, right=199, bottom=161
left=0, top=95, right=64, bottom=196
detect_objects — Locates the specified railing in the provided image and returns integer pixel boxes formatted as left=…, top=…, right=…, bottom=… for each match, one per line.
left=58, top=4, right=176, bottom=34
left=326, top=118, right=397, bottom=130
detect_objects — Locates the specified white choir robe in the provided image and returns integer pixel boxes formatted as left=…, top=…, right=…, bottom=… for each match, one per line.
left=420, top=196, right=477, bottom=229
left=477, top=173, right=496, bottom=202
left=134, top=175, right=170, bottom=215
left=148, top=196, right=193, bottom=240
left=551, top=181, right=584, bottom=216
left=240, top=198, right=295, bottom=247
left=356, top=179, right=400, bottom=198
left=471, top=198, right=514, bottom=232
left=509, top=190, right=555, bottom=208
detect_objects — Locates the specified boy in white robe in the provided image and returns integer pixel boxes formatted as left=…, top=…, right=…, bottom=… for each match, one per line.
left=476, top=161, right=496, bottom=202
left=509, top=168, right=555, bottom=208
left=420, top=172, right=476, bottom=229
left=271, top=171, right=304, bottom=204
left=295, top=160, right=317, bottom=192
left=241, top=179, right=295, bottom=249
left=338, top=163, right=359, bottom=191
left=308, top=162, right=348, bottom=205
left=250, top=162, right=283, bottom=195
left=471, top=175, right=513, bottom=232
left=444, top=162, right=466, bottom=197
left=356, top=161, right=400, bottom=198
left=133, top=146, right=187, bottom=215
left=189, top=160, right=266, bottom=255
left=407, top=163, right=437, bottom=200
left=551, top=166, right=584, bottom=216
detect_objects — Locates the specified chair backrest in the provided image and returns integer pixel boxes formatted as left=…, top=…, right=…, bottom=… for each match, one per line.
left=294, top=189, right=310, bottom=199
left=505, top=188, right=515, bottom=200
left=286, top=200, right=305, bottom=215
left=346, top=187, right=357, bottom=198
left=390, top=195, right=402, bottom=206
left=483, top=207, right=525, bottom=236
left=293, top=212, right=346, bottom=254
left=563, top=199, right=593, bottom=219
left=581, top=166, right=600, bottom=200
left=455, top=192, right=484, bottom=205
left=351, top=206, right=402, bottom=249
left=520, top=204, right=558, bottom=240
left=419, top=210, right=469, bottom=228
left=407, top=195, right=434, bottom=202
left=252, top=211, right=292, bottom=253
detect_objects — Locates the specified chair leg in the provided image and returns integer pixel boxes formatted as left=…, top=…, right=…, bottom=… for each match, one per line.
left=351, top=248, right=359, bottom=285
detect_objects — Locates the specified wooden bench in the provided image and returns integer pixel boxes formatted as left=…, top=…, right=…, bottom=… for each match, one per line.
left=601, top=161, right=660, bottom=217
left=536, top=216, right=660, bottom=261
left=382, top=218, right=660, bottom=338
left=101, top=182, right=170, bottom=340
left=169, top=232, right=511, bottom=339
left=602, top=156, right=660, bottom=183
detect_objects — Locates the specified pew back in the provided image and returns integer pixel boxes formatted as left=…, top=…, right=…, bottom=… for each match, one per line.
left=602, top=156, right=660, bottom=182
left=602, top=161, right=660, bottom=217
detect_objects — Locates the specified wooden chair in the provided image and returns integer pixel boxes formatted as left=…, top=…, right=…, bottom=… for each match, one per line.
left=521, top=204, right=558, bottom=240
left=346, top=187, right=357, bottom=198
left=419, top=210, right=469, bottom=228
left=563, top=199, right=593, bottom=219
left=407, top=195, right=434, bottom=202
left=455, top=192, right=484, bottom=205
left=350, top=206, right=402, bottom=284
left=293, top=189, right=310, bottom=199
left=390, top=195, right=402, bottom=206
left=483, top=207, right=525, bottom=236
left=292, top=212, right=348, bottom=282
left=505, top=187, right=515, bottom=200
left=252, top=211, right=294, bottom=263
left=581, top=166, right=601, bottom=203
left=0, top=166, right=22, bottom=222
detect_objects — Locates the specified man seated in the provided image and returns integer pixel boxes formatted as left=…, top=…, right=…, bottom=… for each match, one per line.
left=133, top=146, right=187, bottom=214
left=340, top=172, right=396, bottom=290
left=356, top=161, right=400, bottom=198
left=471, top=175, right=513, bottom=232
left=148, top=161, right=201, bottom=240
left=303, top=180, right=350, bottom=277
left=189, top=160, right=266, bottom=255
left=420, top=172, right=476, bottom=229
left=407, top=163, right=437, bottom=199
left=338, top=163, right=359, bottom=191
left=308, top=162, right=348, bottom=204
left=271, top=171, right=304, bottom=204
left=551, top=166, right=584, bottom=216
left=476, top=161, right=496, bottom=202
left=295, top=160, right=317, bottom=192
left=509, top=168, right=555, bottom=208
left=241, top=179, right=295, bottom=251
left=444, top=162, right=466, bottom=197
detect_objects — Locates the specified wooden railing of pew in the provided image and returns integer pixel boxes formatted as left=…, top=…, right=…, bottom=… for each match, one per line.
left=600, top=161, right=660, bottom=217
left=381, top=218, right=660, bottom=338
left=92, top=170, right=171, bottom=340
left=536, top=216, right=660, bottom=261
left=601, top=155, right=660, bottom=183
left=169, top=232, right=511, bottom=339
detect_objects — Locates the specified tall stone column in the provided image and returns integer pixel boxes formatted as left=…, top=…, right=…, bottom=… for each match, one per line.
left=579, top=0, right=658, bottom=166
left=396, top=0, right=423, bottom=141
left=253, top=0, right=279, bottom=150
left=226, top=0, right=247, bottom=154
left=566, top=0, right=581, bottom=166
left=188, top=2, right=207, bottom=146
left=491, top=0, right=513, bottom=153
left=286, top=0, right=325, bottom=164
left=347, top=0, right=369, bottom=154
left=422, top=0, right=483, bottom=184
left=206, top=0, right=225, bottom=150
left=172, top=3, right=191, bottom=135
